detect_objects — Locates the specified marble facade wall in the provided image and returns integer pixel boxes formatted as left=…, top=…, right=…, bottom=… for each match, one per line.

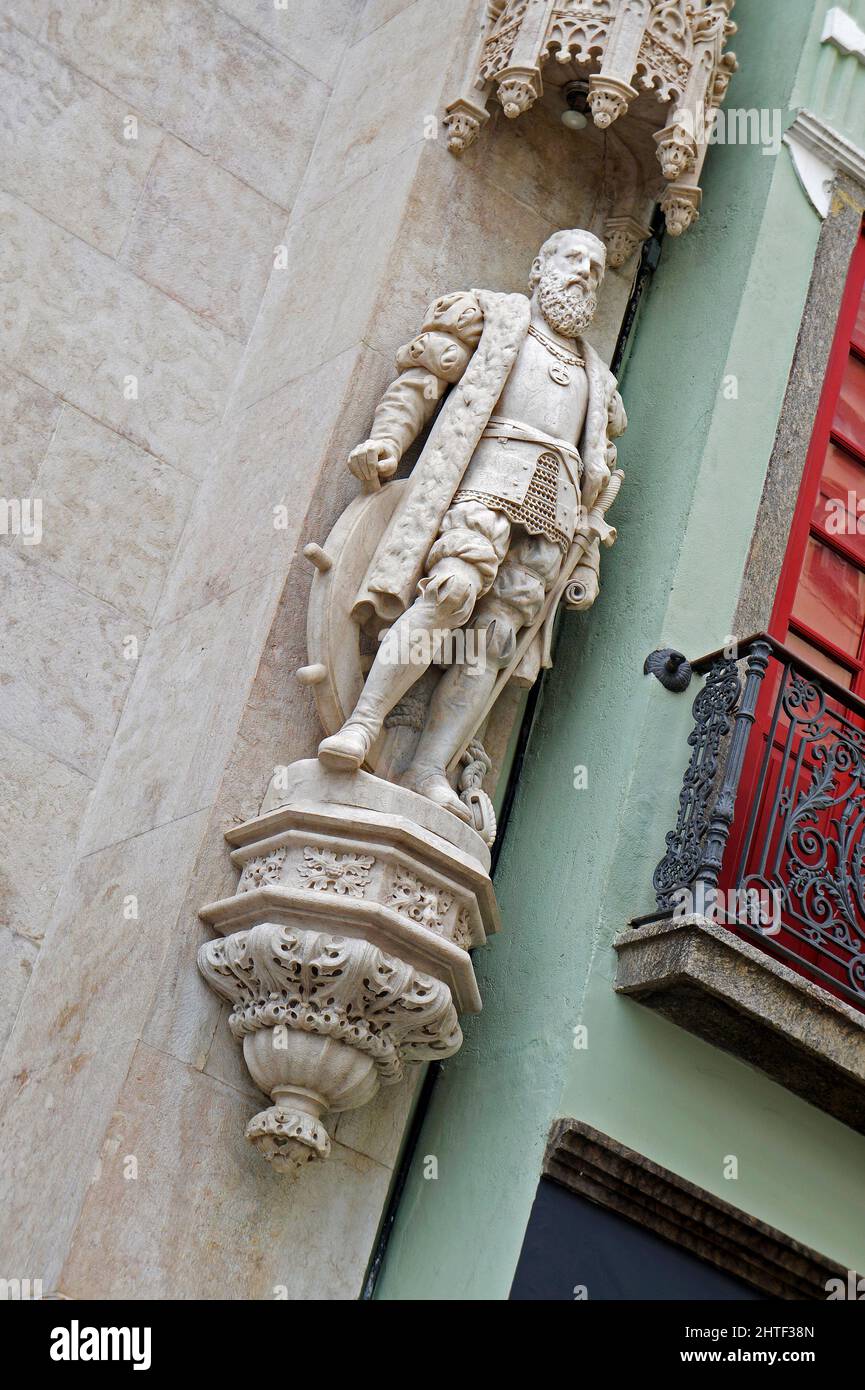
left=0, top=0, right=634, bottom=1297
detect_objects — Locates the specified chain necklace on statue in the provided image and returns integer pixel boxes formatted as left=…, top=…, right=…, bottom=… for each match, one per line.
left=528, top=323, right=585, bottom=386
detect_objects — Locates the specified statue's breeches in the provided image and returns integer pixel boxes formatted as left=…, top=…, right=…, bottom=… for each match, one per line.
left=487, top=533, right=561, bottom=626
left=422, top=499, right=562, bottom=638
left=425, top=501, right=511, bottom=591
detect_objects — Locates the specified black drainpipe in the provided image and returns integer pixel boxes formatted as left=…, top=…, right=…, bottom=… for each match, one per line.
left=612, top=203, right=665, bottom=377
left=360, top=207, right=666, bottom=1300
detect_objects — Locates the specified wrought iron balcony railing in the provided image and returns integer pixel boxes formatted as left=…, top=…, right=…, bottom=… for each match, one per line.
left=639, top=633, right=865, bottom=1012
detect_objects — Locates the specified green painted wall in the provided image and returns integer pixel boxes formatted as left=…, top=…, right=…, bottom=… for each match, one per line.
left=378, top=0, right=865, bottom=1300
left=797, top=0, right=865, bottom=148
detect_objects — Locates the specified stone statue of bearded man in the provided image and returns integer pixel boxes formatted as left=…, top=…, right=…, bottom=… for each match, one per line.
left=317, top=228, right=627, bottom=823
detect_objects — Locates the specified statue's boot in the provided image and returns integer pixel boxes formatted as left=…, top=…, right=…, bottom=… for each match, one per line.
left=400, top=765, right=473, bottom=822
left=318, top=598, right=445, bottom=772
left=317, top=721, right=373, bottom=772
left=401, top=656, right=501, bottom=824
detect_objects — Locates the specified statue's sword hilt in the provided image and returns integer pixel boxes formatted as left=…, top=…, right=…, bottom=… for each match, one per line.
left=561, top=466, right=624, bottom=608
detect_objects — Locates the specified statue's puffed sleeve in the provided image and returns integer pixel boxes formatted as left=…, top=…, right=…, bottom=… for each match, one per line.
left=608, top=389, right=627, bottom=441
left=368, top=291, right=484, bottom=460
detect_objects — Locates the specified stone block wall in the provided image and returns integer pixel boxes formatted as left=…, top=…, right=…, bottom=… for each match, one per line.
left=0, top=0, right=634, bottom=1297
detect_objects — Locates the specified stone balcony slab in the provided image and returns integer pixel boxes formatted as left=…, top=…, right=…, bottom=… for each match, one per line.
left=614, top=915, right=865, bottom=1134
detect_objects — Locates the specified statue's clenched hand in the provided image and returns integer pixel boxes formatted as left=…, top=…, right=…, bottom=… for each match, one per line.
left=348, top=439, right=399, bottom=488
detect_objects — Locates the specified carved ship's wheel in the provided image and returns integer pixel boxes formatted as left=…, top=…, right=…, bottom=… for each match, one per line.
left=299, top=480, right=407, bottom=778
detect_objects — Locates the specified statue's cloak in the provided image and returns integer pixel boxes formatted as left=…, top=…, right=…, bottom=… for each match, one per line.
left=352, top=289, right=619, bottom=625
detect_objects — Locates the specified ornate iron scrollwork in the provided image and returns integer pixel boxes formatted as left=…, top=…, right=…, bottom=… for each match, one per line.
left=652, top=655, right=741, bottom=909
left=649, top=636, right=865, bottom=1007
left=738, top=663, right=865, bottom=1001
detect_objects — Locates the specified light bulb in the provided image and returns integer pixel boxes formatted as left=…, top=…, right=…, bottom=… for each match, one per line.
left=561, top=108, right=588, bottom=131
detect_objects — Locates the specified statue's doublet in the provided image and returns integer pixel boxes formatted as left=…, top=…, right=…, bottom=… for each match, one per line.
left=353, top=289, right=625, bottom=625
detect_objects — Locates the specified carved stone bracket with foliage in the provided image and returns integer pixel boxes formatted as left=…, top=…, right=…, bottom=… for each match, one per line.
left=198, top=760, right=499, bottom=1176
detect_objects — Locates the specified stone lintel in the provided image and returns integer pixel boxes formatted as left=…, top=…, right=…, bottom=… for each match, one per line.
left=544, top=1119, right=854, bottom=1300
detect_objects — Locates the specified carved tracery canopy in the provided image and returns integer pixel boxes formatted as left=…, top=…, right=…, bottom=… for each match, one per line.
left=445, top=0, right=738, bottom=241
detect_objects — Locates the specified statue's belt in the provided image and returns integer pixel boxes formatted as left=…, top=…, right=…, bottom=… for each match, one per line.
left=480, top=417, right=583, bottom=494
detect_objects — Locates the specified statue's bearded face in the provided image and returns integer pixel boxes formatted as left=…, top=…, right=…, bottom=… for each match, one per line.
left=531, top=231, right=606, bottom=337
left=536, top=270, right=598, bottom=337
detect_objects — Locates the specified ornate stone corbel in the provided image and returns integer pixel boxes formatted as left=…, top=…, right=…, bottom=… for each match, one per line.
left=199, top=924, right=460, bottom=1171
left=653, top=122, right=698, bottom=181
left=710, top=48, right=738, bottom=107
left=443, top=96, right=489, bottom=154
left=604, top=214, right=652, bottom=268
left=587, top=74, right=637, bottom=129
left=496, top=65, right=542, bottom=119
left=661, top=182, right=702, bottom=235
left=199, top=760, right=498, bottom=1175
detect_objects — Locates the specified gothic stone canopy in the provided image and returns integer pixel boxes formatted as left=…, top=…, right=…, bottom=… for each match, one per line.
left=445, top=0, right=738, bottom=241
